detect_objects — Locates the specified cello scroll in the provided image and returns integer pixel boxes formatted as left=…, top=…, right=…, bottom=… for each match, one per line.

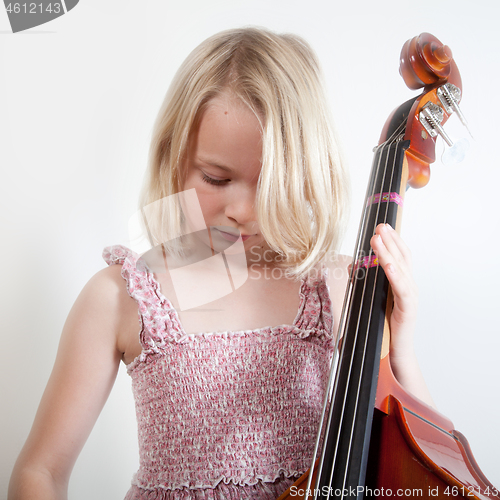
left=380, top=32, right=469, bottom=188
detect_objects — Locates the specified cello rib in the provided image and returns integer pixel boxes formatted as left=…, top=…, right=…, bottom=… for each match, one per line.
left=367, top=355, right=500, bottom=500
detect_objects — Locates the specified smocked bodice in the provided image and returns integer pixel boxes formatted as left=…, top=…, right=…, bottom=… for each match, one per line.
left=103, top=245, right=335, bottom=499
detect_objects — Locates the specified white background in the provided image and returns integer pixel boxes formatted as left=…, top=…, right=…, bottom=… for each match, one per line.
left=1, top=0, right=499, bottom=497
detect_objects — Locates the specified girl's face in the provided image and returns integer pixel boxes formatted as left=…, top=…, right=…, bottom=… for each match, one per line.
left=182, top=92, right=265, bottom=254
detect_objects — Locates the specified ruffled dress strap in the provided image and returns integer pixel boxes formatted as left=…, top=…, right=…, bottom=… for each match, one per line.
left=102, top=245, right=185, bottom=364
left=294, top=265, right=335, bottom=340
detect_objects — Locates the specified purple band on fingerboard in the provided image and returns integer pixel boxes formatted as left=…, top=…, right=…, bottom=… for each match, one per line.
left=355, top=255, right=379, bottom=270
left=366, top=192, right=404, bottom=207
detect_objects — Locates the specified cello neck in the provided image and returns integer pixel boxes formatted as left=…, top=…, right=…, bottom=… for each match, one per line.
left=315, top=126, right=410, bottom=494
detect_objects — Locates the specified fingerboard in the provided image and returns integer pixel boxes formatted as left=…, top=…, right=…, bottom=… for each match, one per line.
left=316, top=138, right=409, bottom=498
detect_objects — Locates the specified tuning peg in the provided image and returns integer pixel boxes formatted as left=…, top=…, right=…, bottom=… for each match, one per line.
left=437, top=84, right=473, bottom=138
left=419, top=102, right=454, bottom=147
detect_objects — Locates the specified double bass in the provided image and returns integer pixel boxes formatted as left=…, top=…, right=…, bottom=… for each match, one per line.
left=279, top=33, right=500, bottom=499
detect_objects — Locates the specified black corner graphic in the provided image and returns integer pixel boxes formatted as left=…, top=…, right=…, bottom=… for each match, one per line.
left=4, top=0, right=80, bottom=33
left=64, top=0, right=78, bottom=12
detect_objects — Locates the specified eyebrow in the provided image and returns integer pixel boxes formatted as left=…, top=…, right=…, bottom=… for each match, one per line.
left=197, top=157, right=233, bottom=172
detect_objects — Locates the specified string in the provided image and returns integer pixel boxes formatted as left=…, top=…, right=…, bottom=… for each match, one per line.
left=337, top=128, right=404, bottom=494
left=337, top=145, right=395, bottom=497
left=311, top=120, right=406, bottom=498
left=336, top=138, right=401, bottom=496
left=308, top=142, right=387, bottom=497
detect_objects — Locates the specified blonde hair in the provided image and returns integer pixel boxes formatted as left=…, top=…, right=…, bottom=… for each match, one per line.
left=140, top=27, right=349, bottom=277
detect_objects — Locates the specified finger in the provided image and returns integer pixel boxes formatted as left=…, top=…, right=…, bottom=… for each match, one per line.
left=371, top=226, right=399, bottom=270
left=374, top=224, right=411, bottom=270
left=370, top=231, right=417, bottom=304
left=370, top=233, right=410, bottom=294
left=370, top=233, right=396, bottom=276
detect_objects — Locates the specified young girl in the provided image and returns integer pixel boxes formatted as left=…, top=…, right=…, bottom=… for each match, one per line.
left=9, top=27, right=434, bottom=500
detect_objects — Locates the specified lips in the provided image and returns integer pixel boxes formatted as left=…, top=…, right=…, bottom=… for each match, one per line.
left=213, top=227, right=253, bottom=242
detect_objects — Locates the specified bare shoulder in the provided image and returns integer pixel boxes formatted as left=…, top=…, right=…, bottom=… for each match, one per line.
left=324, top=253, right=351, bottom=289
left=78, top=264, right=140, bottom=361
left=82, top=263, right=129, bottom=305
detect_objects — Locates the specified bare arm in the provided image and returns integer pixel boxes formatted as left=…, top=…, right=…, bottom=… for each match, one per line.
left=8, top=265, right=138, bottom=499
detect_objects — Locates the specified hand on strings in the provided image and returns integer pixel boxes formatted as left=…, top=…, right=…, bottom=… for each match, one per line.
left=370, top=223, right=417, bottom=357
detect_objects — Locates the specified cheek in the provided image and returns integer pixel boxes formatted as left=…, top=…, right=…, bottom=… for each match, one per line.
left=182, top=176, right=214, bottom=218
left=195, top=190, right=224, bottom=223
left=181, top=169, right=226, bottom=225
left=182, top=182, right=223, bottom=224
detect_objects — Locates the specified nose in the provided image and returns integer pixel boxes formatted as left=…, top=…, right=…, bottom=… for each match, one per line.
left=224, top=186, right=257, bottom=226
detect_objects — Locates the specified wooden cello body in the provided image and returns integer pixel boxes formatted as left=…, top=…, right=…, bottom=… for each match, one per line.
left=278, top=33, right=499, bottom=500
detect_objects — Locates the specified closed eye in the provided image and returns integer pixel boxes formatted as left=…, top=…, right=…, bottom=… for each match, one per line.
left=201, top=173, right=230, bottom=186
